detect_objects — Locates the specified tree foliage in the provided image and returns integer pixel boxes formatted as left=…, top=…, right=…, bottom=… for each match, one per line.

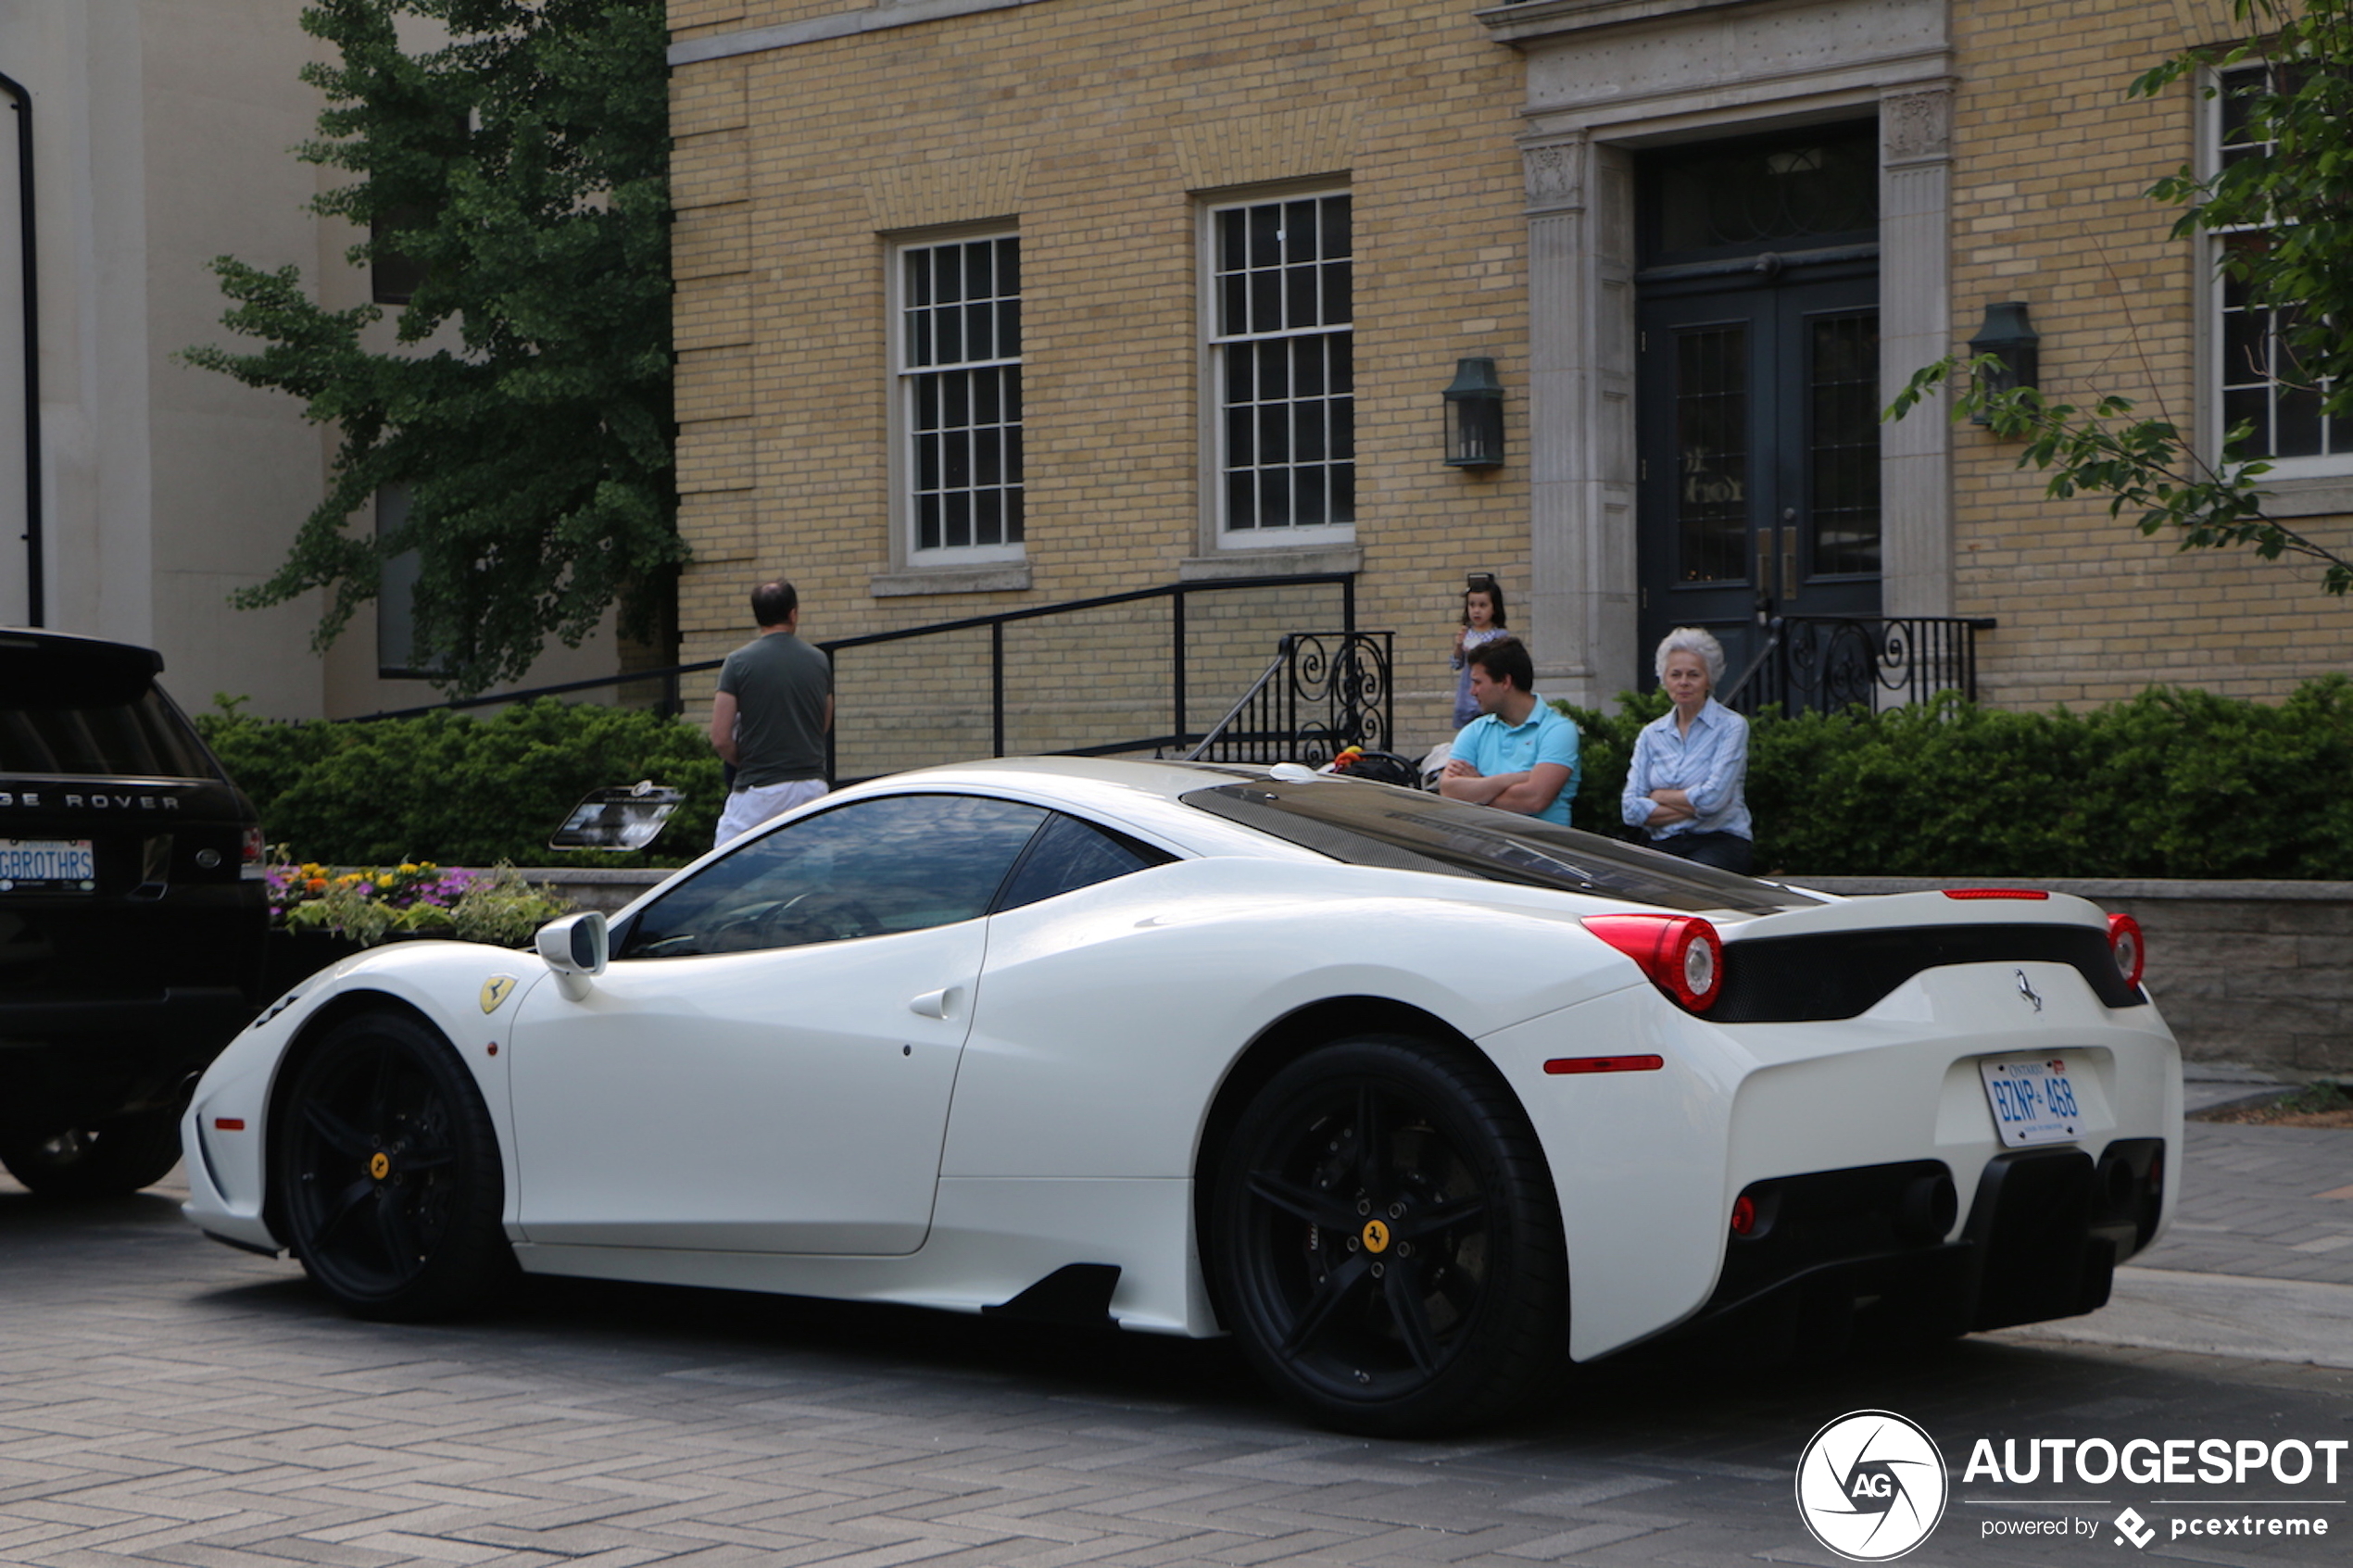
left=1888, top=0, right=2353, bottom=596
left=183, top=0, right=681, bottom=695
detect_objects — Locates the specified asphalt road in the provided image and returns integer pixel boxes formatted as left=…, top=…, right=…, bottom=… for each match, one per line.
left=4, top=1122, right=2350, bottom=1568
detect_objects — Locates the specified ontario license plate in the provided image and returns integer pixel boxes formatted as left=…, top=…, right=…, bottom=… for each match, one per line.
left=0, top=838, right=96, bottom=891
left=1979, top=1056, right=2083, bottom=1148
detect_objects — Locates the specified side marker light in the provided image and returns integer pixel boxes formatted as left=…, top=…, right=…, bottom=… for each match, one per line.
left=212, top=1118, right=245, bottom=1132
left=1730, top=1195, right=1756, bottom=1236
left=1543, top=1055, right=1665, bottom=1075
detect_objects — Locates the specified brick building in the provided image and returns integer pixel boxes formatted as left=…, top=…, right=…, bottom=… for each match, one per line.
left=663, top=0, right=2350, bottom=762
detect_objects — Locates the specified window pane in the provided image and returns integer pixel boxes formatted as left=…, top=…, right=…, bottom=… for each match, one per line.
left=621, top=795, right=1048, bottom=958
left=901, top=235, right=1022, bottom=557
left=1210, top=194, right=1353, bottom=535
left=994, top=813, right=1176, bottom=912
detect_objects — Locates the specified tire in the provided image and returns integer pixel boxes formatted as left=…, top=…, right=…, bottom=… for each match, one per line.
left=0, top=1109, right=186, bottom=1198
left=275, top=1010, right=514, bottom=1320
left=1209, top=1035, right=1569, bottom=1435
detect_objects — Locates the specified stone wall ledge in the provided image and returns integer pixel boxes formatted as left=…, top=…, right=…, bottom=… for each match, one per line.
left=1783, top=876, right=2353, bottom=903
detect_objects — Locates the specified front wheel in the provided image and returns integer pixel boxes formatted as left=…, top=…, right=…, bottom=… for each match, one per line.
left=0, top=1109, right=186, bottom=1198
left=1209, top=1036, right=1569, bottom=1435
left=275, top=1010, right=514, bottom=1320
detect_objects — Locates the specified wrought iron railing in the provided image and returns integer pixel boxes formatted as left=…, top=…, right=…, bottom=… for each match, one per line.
left=356, top=575, right=1365, bottom=786
left=1718, top=615, right=1995, bottom=717
left=1181, top=631, right=1395, bottom=765
left=819, top=573, right=1362, bottom=783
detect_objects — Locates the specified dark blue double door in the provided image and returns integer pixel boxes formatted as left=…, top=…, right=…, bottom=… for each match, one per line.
left=1635, top=257, right=1882, bottom=691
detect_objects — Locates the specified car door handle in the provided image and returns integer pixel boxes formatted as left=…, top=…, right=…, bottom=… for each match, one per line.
left=909, top=985, right=963, bottom=1020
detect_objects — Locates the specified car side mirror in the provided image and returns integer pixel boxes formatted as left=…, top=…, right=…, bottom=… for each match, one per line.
left=535, top=910, right=609, bottom=1000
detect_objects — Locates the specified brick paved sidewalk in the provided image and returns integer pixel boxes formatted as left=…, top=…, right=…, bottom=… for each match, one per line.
left=2135, top=1122, right=2353, bottom=1286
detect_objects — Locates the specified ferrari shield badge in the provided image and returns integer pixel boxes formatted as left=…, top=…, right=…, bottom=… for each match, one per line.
left=480, top=974, right=518, bottom=1014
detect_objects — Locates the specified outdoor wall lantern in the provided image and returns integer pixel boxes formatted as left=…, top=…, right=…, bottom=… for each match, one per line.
left=1966, top=301, right=2040, bottom=424
left=1442, top=358, right=1506, bottom=468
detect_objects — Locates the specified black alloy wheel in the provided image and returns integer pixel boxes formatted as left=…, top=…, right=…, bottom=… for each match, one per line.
left=275, top=1010, right=513, bottom=1320
left=1211, top=1035, right=1568, bottom=1434
left=0, top=1108, right=186, bottom=1198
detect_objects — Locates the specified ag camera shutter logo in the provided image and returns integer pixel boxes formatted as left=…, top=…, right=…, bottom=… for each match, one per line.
left=1795, top=1410, right=1950, bottom=1561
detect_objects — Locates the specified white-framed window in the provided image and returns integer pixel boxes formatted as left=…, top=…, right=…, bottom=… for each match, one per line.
left=2206, top=62, right=2348, bottom=475
left=893, top=232, right=1024, bottom=561
left=1205, top=191, right=1354, bottom=543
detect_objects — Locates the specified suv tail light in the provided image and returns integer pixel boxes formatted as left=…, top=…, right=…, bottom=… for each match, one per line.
left=2107, top=912, right=2145, bottom=989
left=1580, top=914, right=1724, bottom=1013
left=241, top=826, right=266, bottom=865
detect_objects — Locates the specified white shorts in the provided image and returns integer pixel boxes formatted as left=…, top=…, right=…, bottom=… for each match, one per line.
left=714, top=778, right=828, bottom=847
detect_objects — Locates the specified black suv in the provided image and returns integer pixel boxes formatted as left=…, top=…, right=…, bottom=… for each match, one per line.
left=1, top=630, right=268, bottom=1197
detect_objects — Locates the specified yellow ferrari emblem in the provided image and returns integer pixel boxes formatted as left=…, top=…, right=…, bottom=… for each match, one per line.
left=480, top=974, right=518, bottom=1014
left=1362, top=1219, right=1391, bottom=1254
left=369, top=1152, right=390, bottom=1180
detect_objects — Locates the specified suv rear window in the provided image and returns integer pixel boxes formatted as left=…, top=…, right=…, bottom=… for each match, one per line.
left=0, top=637, right=218, bottom=779
left=1182, top=778, right=1817, bottom=916
left=0, top=691, right=218, bottom=778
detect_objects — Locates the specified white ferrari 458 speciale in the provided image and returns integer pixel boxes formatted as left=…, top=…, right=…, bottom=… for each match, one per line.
left=182, top=758, right=2179, bottom=1432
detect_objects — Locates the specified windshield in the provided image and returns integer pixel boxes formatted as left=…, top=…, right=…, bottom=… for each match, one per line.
left=1182, top=778, right=1818, bottom=916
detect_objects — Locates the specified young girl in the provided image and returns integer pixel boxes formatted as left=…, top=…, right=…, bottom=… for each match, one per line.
left=1450, top=576, right=1509, bottom=729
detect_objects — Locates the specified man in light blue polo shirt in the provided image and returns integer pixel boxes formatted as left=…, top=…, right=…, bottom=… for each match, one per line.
left=1439, top=635, right=1579, bottom=826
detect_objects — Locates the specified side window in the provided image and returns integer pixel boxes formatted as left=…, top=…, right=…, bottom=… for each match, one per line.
left=993, top=812, right=1176, bottom=913
left=621, top=794, right=1047, bottom=959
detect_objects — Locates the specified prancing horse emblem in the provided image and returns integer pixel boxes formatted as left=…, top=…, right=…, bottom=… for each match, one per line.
left=480, top=974, right=518, bottom=1014
left=2015, top=970, right=2043, bottom=1013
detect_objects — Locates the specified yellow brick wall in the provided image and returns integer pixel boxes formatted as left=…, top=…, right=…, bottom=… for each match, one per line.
left=672, top=0, right=2347, bottom=744
left=1948, top=0, right=2353, bottom=709
left=667, top=0, right=1528, bottom=749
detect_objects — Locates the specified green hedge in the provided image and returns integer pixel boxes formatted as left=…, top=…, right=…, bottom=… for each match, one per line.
left=203, top=678, right=2353, bottom=879
left=198, top=697, right=724, bottom=868
left=1556, top=676, right=2353, bottom=880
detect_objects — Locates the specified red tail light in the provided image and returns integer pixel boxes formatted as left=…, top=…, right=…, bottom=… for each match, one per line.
left=1580, top=914, right=1723, bottom=1013
left=2107, top=912, right=2145, bottom=989
left=241, top=826, right=266, bottom=865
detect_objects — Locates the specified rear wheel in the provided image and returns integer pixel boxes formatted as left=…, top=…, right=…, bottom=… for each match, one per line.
left=0, top=1109, right=185, bottom=1198
left=276, top=1011, right=513, bottom=1320
left=1210, top=1035, right=1568, bottom=1434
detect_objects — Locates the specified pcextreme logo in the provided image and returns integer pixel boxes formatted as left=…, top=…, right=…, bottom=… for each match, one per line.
left=1795, top=1410, right=1951, bottom=1561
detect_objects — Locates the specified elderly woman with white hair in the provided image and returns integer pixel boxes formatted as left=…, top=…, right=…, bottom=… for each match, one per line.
left=1619, top=627, right=1754, bottom=873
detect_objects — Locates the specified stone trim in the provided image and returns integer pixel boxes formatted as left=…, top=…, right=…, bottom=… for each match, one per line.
left=870, top=562, right=1034, bottom=596
left=668, top=0, right=1055, bottom=65
left=1177, top=546, right=1364, bottom=581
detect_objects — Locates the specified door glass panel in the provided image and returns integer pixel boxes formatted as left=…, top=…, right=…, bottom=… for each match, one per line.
left=621, top=794, right=1048, bottom=957
left=1675, top=326, right=1750, bottom=583
left=1654, top=131, right=1879, bottom=257
left=1808, top=310, right=1882, bottom=578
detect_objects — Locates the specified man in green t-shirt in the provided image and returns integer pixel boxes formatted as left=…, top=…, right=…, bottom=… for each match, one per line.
left=709, top=579, right=833, bottom=847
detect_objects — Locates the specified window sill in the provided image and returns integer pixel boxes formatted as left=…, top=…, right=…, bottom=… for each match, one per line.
left=871, top=562, right=1033, bottom=597
left=2258, top=470, right=2353, bottom=521
left=1179, top=544, right=1364, bottom=581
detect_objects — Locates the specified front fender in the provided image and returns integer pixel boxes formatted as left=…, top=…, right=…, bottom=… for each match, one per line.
left=181, top=940, right=547, bottom=1249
